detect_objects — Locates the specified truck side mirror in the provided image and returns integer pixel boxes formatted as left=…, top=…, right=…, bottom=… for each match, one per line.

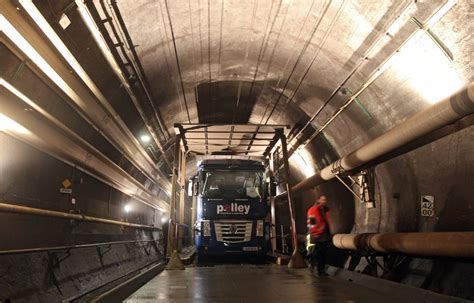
left=193, top=182, right=199, bottom=196
left=187, top=181, right=193, bottom=197
left=268, top=180, right=277, bottom=197
left=188, top=178, right=200, bottom=197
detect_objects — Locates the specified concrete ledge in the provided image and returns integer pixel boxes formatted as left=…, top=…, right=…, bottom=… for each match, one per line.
left=326, top=266, right=470, bottom=303
left=67, top=262, right=166, bottom=302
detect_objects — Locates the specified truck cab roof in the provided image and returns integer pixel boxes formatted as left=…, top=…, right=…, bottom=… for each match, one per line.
left=199, top=159, right=265, bottom=170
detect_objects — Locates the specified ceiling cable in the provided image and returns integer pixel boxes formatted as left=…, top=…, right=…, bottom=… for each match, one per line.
left=290, top=0, right=455, bottom=155
left=242, top=0, right=280, bottom=110
left=263, top=0, right=331, bottom=125
left=286, top=0, right=414, bottom=149
left=232, top=0, right=259, bottom=123
left=163, top=0, right=192, bottom=123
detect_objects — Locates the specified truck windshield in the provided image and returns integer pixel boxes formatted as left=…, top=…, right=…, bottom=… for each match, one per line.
left=200, top=170, right=264, bottom=199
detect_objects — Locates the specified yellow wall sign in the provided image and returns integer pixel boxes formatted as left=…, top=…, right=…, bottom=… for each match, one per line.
left=62, top=179, right=72, bottom=189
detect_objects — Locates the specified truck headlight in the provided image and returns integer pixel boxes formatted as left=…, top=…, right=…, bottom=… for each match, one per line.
left=202, top=220, right=211, bottom=237
left=256, top=220, right=264, bottom=237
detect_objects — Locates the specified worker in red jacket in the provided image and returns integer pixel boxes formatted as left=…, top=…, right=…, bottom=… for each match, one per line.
left=306, top=194, right=331, bottom=276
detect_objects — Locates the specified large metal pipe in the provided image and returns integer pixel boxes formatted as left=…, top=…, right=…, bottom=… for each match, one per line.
left=333, top=232, right=474, bottom=258
left=0, top=202, right=160, bottom=231
left=290, top=83, right=474, bottom=194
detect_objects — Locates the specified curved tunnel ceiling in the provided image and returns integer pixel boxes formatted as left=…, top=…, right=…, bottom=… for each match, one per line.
left=112, top=0, right=471, bottom=146
left=1, top=2, right=474, bottom=300
left=0, top=0, right=472, bottom=211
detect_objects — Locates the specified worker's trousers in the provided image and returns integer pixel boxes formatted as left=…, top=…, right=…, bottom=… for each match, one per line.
left=308, top=241, right=330, bottom=274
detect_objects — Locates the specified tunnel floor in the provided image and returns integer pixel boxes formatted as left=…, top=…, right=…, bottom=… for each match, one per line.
left=125, top=265, right=403, bottom=302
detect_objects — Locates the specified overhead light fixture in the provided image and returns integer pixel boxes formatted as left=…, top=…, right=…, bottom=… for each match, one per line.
left=124, top=204, right=132, bottom=213
left=140, top=134, right=151, bottom=143
left=161, top=217, right=168, bottom=223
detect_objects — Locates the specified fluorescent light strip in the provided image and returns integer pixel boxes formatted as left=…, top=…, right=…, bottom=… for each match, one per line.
left=19, top=0, right=120, bottom=120
left=0, top=78, right=168, bottom=212
left=2, top=7, right=170, bottom=195
left=0, top=14, right=87, bottom=109
left=0, top=113, right=29, bottom=134
left=0, top=77, right=47, bottom=114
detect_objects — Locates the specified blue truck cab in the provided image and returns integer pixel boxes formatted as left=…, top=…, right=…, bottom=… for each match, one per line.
left=193, top=159, right=270, bottom=259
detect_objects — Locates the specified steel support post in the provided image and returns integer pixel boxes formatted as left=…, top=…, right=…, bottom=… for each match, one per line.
left=269, top=152, right=277, bottom=253
left=178, top=149, right=186, bottom=250
left=280, top=133, right=306, bottom=268
left=191, top=195, right=197, bottom=244
left=166, top=135, right=185, bottom=270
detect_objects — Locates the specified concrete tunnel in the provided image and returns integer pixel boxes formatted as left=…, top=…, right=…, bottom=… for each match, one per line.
left=0, top=0, right=473, bottom=302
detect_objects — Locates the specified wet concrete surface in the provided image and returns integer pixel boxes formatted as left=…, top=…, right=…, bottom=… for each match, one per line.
left=125, top=265, right=403, bottom=302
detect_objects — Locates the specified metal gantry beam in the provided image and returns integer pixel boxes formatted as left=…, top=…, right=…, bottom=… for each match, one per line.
left=178, top=148, right=187, bottom=251
left=175, top=123, right=289, bottom=156
left=174, top=123, right=292, bottom=261
left=268, top=153, right=277, bottom=254
left=279, top=131, right=306, bottom=268
left=166, top=134, right=185, bottom=270
left=167, top=134, right=181, bottom=258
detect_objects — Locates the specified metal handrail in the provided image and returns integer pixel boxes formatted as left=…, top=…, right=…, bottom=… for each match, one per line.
left=0, top=239, right=160, bottom=256
left=0, top=202, right=161, bottom=230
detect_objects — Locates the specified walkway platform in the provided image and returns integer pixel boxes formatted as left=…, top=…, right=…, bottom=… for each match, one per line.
left=125, top=265, right=402, bottom=302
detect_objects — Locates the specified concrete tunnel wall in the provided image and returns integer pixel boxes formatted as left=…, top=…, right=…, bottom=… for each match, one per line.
left=0, top=0, right=473, bottom=301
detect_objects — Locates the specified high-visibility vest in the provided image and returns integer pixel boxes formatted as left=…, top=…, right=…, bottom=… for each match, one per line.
left=307, top=204, right=331, bottom=238
left=306, top=234, right=315, bottom=251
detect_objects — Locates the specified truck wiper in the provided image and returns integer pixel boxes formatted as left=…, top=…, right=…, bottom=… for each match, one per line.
left=201, top=172, right=209, bottom=195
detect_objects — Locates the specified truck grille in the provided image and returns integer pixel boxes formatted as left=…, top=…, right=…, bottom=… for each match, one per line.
left=214, top=221, right=252, bottom=243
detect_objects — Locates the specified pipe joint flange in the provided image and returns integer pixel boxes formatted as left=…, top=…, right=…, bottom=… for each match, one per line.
left=330, top=159, right=345, bottom=175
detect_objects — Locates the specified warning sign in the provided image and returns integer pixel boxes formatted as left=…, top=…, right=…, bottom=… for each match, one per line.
left=421, top=195, right=434, bottom=217
left=62, top=179, right=72, bottom=189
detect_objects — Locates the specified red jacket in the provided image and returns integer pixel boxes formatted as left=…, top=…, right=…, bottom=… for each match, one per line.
left=307, top=204, right=331, bottom=240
